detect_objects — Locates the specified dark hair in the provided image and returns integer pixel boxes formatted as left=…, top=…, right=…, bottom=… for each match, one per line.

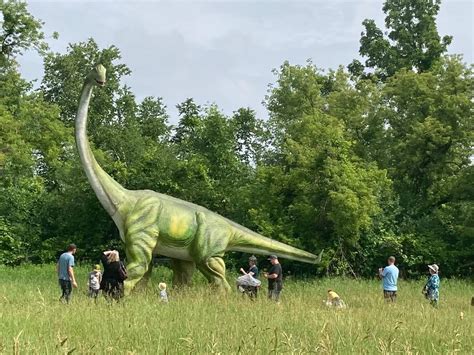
left=67, top=243, right=77, bottom=251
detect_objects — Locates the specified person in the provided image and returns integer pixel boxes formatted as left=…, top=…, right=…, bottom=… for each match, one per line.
left=263, top=255, right=283, bottom=302
left=326, top=289, right=346, bottom=308
left=57, top=243, right=78, bottom=304
left=100, top=250, right=126, bottom=301
left=237, top=255, right=260, bottom=298
left=158, top=282, right=168, bottom=303
left=378, top=256, right=399, bottom=302
left=87, top=264, right=102, bottom=299
left=422, top=264, right=440, bottom=307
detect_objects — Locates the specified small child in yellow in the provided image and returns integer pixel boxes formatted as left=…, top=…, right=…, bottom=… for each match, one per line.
left=325, top=289, right=346, bottom=308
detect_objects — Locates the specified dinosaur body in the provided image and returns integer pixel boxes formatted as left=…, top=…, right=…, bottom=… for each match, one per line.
left=76, top=65, right=320, bottom=294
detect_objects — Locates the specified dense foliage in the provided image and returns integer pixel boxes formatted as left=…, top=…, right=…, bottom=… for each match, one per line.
left=0, top=0, right=472, bottom=277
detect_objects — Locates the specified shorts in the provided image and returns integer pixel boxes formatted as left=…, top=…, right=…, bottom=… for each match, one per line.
left=383, top=290, right=397, bottom=302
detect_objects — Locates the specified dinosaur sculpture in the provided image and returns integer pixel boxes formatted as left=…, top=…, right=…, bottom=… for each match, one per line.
left=75, top=64, right=321, bottom=294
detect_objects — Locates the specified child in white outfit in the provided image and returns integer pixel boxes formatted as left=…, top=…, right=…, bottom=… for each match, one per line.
left=87, top=264, right=102, bottom=299
left=159, top=282, right=168, bottom=303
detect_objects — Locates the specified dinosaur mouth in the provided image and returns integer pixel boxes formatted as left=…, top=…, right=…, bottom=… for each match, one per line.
left=95, top=79, right=105, bottom=86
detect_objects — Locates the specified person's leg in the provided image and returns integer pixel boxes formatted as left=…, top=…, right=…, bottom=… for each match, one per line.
left=59, top=280, right=66, bottom=301
left=63, top=281, right=72, bottom=303
left=273, top=290, right=281, bottom=302
left=390, top=291, right=397, bottom=302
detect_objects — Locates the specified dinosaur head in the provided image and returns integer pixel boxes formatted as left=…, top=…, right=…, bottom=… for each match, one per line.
left=86, top=64, right=106, bottom=86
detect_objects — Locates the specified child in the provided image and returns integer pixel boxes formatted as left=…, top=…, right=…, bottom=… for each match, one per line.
left=325, top=289, right=346, bottom=308
left=158, top=282, right=168, bottom=303
left=422, top=264, right=440, bottom=307
left=87, top=264, right=102, bottom=299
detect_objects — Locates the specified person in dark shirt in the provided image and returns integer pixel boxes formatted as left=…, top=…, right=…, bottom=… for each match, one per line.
left=100, top=250, right=125, bottom=300
left=264, top=255, right=283, bottom=302
left=238, top=255, right=260, bottom=298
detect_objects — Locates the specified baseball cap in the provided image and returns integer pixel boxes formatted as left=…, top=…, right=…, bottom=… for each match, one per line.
left=267, top=255, right=278, bottom=260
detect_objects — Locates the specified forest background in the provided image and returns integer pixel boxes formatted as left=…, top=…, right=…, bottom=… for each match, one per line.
left=0, top=0, right=472, bottom=278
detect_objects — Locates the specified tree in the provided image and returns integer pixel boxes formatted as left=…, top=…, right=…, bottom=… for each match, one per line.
left=0, top=0, right=54, bottom=67
left=349, top=0, right=452, bottom=80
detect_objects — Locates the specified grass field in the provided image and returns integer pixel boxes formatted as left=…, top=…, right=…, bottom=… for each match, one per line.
left=0, top=264, right=472, bottom=354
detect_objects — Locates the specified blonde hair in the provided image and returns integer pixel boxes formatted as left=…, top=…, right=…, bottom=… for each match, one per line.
left=158, top=282, right=167, bottom=290
left=107, top=251, right=119, bottom=263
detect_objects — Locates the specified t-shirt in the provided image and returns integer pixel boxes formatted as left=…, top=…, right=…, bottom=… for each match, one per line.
left=58, top=252, right=75, bottom=281
left=88, top=271, right=101, bottom=290
left=248, top=266, right=259, bottom=279
left=328, top=291, right=340, bottom=300
left=160, top=290, right=168, bottom=302
left=268, top=263, right=283, bottom=291
left=382, top=264, right=399, bottom=291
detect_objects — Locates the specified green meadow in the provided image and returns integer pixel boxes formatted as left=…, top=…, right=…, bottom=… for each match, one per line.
left=0, top=265, right=472, bottom=354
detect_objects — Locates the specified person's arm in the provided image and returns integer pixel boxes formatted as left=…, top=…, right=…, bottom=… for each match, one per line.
left=68, top=266, right=77, bottom=288
left=239, top=267, right=247, bottom=275
left=265, top=272, right=278, bottom=279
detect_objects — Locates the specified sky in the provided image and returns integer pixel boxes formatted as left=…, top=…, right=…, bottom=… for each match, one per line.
left=18, top=0, right=474, bottom=122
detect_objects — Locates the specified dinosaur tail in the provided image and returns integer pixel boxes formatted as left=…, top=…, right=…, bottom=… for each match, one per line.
left=228, top=226, right=322, bottom=264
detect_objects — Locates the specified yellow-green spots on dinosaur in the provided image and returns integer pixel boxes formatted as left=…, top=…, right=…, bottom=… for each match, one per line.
left=75, top=64, right=321, bottom=295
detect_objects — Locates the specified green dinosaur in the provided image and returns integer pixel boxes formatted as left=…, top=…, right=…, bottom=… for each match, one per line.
left=75, top=65, right=321, bottom=294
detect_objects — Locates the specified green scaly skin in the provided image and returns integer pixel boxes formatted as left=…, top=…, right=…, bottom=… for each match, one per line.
left=75, top=65, right=322, bottom=295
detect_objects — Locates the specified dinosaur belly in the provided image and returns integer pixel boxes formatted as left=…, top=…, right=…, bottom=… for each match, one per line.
left=154, top=243, right=193, bottom=261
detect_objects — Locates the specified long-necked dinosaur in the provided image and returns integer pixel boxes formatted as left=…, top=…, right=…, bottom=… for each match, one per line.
left=75, top=65, right=321, bottom=294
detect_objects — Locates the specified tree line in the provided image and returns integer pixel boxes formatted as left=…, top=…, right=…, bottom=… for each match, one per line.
left=0, top=0, right=472, bottom=277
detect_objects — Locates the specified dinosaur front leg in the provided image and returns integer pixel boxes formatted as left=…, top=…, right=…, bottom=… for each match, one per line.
left=124, top=230, right=158, bottom=295
left=170, top=259, right=195, bottom=287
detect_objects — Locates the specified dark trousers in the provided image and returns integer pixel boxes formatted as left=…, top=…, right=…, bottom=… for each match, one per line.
left=102, top=279, right=123, bottom=301
left=59, top=279, right=72, bottom=303
left=268, top=288, right=281, bottom=301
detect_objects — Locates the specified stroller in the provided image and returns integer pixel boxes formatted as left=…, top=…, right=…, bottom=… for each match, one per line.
left=236, top=274, right=261, bottom=299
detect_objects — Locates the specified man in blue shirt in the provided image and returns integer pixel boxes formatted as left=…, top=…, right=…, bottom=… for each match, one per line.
left=57, top=243, right=77, bottom=303
left=379, top=256, right=399, bottom=302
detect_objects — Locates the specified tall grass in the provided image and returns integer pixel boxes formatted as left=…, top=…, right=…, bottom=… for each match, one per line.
left=0, top=264, right=472, bottom=354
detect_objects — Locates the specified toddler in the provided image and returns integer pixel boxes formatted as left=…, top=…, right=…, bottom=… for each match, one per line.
left=325, top=289, right=346, bottom=308
left=87, top=264, right=102, bottom=299
left=159, top=282, right=168, bottom=303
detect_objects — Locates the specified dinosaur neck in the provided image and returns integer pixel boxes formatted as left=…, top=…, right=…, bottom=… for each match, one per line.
left=75, top=82, right=128, bottom=217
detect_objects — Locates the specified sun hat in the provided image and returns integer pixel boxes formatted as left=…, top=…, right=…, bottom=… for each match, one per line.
left=428, top=264, right=439, bottom=273
left=267, top=255, right=278, bottom=260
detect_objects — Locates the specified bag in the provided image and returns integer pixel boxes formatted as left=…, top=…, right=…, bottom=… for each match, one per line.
left=118, top=262, right=128, bottom=281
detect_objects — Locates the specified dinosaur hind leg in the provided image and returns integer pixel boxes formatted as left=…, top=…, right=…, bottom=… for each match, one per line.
left=196, top=256, right=231, bottom=292
left=170, top=259, right=195, bottom=287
